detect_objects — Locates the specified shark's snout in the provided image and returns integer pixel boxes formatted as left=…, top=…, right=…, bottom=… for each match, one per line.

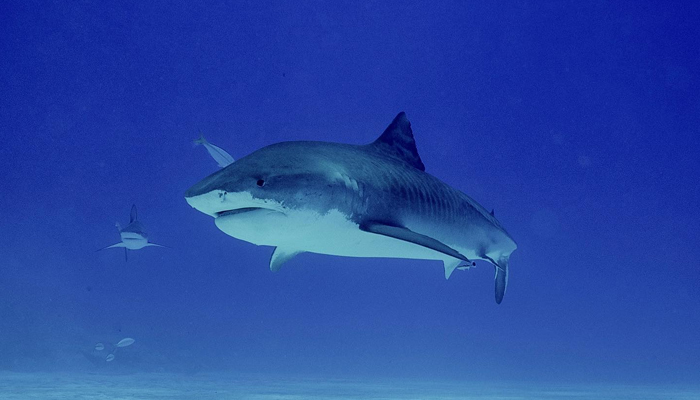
left=186, top=180, right=285, bottom=220
left=185, top=190, right=224, bottom=218
left=185, top=168, right=233, bottom=216
left=185, top=176, right=218, bottom=199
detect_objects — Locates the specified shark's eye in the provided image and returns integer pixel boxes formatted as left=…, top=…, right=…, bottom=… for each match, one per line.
left=256, top=179, right=265, bottom=187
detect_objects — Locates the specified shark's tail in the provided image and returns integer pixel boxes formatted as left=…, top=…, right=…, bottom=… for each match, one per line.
left=494, top=256, right=509, bottom=304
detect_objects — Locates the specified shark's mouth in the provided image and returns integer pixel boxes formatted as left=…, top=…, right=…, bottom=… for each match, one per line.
left=216, top=207, right=285, bottom=218
left=216, top=207, right=267, bottom=217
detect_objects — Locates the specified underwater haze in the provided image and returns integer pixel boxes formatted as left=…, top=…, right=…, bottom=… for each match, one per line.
left=1, top=0, right=699, bottom=398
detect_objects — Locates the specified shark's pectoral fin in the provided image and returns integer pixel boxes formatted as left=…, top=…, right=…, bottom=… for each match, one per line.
left=144, top=242, right=169, bottom=249
left=359, top=221, right=471, bottom=263
left=96, top=242, right=126, bottom=252
left=270, top=247, right=303, bottom=272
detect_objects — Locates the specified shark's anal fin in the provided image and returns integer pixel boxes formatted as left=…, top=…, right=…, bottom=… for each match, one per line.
left=359, top=221, right=471, bottom=263
left=270, top=247, right=303, bottom=272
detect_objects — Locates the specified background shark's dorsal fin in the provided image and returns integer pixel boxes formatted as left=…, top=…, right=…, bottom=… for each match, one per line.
left=130, top=204, right=138, bottom=223
left=371, top=112, right=425, bottom=171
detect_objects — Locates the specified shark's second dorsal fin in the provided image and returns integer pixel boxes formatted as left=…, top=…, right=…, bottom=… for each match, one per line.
left=371, top=112, right=425, bottom=171
left=130, top=204, right=138, bottom=223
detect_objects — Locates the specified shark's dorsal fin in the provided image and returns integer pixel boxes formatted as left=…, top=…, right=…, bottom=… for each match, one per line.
left=270, top=247, right=303, bottom=272
left=359, top=221, right=470, bottom=263
left=130, top=204, right=138, bottom=223
left=371, top=112, right=425, bottom=171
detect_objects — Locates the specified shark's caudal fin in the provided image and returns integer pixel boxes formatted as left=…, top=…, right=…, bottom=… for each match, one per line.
left=494, top=257, right=509, bottom=304
left=370, top=112, right=425, bottom=171
left=130, top=204, right=138, bottom=223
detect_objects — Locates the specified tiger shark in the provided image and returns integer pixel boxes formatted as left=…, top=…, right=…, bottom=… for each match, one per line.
left=98, top=205, right=166, bottom=261
left=185, top=113, right=517, bottom=303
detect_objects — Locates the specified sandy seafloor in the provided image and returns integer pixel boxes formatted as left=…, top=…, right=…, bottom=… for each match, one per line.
left=0, top=372, right=697, bottom=400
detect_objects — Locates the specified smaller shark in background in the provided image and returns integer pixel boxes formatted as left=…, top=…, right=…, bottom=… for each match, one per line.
left=98, top=205, right=166, bottom=260
left=194, top=133, right=234, bottom=168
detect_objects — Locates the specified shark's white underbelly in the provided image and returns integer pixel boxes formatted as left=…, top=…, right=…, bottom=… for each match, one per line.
left=215, top=208, right=478, bottom=262
left=120, top=232, right=149, bottom=250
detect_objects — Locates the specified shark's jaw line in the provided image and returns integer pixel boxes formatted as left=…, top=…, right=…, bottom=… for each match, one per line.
left=216, top=207, right=279, bottom=218
left=185, top=190, right=286, bottom=218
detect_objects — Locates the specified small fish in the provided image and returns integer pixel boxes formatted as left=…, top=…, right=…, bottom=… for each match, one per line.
left=94, top=343, right=105, bottom=351
left=116, top=338, right=135, bottom=347
left=194, top=133, right=234, bottom=168
left=106, top=354, right=115, bottom=362
left=97, top=205, right=167, bottom=261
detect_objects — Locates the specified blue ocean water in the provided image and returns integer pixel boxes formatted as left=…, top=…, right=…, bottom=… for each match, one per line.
left=1, top=0, right=698, bottom=397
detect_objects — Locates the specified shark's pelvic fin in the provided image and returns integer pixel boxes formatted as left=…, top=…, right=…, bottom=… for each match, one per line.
left=370, top=112, right=425, bottom=171
left=359, top=221, right=471, bottom=263
left=130, top=204, right=138, bottom=223
left=270, top=247, right=303, bottom=272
